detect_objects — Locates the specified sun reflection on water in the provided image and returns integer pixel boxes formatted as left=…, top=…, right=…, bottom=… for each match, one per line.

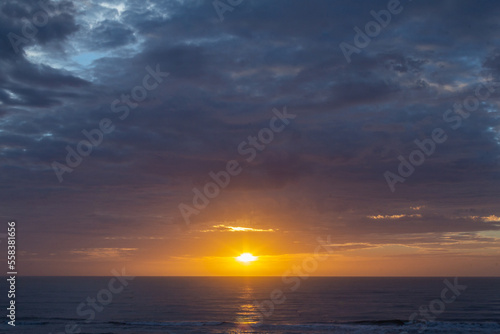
left=234, top=282, right=262, bottom=332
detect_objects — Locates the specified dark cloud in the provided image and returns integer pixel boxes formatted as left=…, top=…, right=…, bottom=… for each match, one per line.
left=0, top=0, right=499, bottom=274
left=89, top=20, right=136, bottom=49
left=0, top=0, right=79, bottom=54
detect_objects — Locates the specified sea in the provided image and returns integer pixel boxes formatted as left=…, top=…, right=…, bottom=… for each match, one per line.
left=1, top=277, right=499, bottom=333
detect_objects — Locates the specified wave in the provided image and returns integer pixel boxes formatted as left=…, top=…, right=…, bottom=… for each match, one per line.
left=9, top=318, right=500, bottom=333
left=111, top=320, right=228, bottom=326
left=346, top=319, right=407, bottom=326
left=109, top=319, right=500, bottom=328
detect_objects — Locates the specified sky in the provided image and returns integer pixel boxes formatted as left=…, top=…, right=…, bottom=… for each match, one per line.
left=0, top=0, right=499, bottom=276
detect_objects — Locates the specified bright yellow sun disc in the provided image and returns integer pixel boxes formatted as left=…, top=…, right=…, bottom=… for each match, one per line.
left=236, top=253, right=257, bottom=263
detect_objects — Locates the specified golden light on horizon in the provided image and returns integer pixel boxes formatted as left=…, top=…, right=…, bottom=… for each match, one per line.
left=236, top=253, right=258, bottom=263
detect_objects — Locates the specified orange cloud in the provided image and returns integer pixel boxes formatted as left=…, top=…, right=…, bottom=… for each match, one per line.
left=200, top=224, right=276, bottom=232
left=367, top=214, right=422, bottom=219
left=70, top=248, right=137, bottom=259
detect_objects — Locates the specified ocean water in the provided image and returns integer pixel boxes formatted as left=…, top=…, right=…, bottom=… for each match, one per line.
left=1, top=277, right=499, bottom=333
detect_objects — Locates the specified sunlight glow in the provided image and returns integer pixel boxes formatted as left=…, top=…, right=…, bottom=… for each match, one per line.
left=236, top=253, right=258, bottom=263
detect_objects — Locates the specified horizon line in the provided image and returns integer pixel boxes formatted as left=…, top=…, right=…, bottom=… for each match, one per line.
left=5, top=275, right=500, bottom=278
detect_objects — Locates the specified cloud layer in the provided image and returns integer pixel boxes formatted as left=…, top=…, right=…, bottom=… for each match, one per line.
left=0, top=0, right=499, bottom=275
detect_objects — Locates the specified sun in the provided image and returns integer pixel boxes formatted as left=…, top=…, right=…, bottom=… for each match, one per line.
left=236, top=253, right=258, bottom=263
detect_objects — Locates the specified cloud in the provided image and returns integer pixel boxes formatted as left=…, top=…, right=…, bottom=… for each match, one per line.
left=367, top=214, right=422, bottom=220
left=88, top=19, right=136, bottom=50
left=200, top=224, right=276, bottom=232
left=482, top=215, right=500, bottom=222
left=467, top=215, right=500, bottom=222
left=1, top=0, right=500, bottom=275
left=70, top=248, right=138, bottom=260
